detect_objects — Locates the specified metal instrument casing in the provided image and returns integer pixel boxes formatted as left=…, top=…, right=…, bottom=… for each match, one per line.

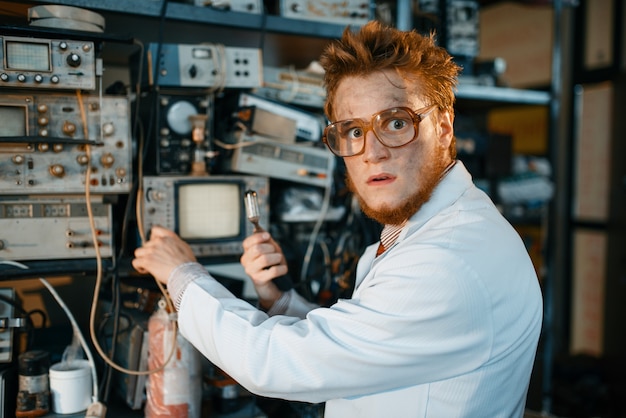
left=280, top=0, right=372, bottom=25
left=229, top=132, right=335, bottom=188
left=142, top=175, right=269, bottom=258
left=0, top=35, right=96, bottom=90
left=0, top=195, right=113, bottom=260
left=142, top=43, right=262, bottom=89
left=192, top=0, right=263, bottom=14
left=0, top=93, right=132, bottom=194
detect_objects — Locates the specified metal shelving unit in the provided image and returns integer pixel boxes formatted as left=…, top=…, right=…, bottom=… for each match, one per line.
left=0, top=1, right=567, bottom=414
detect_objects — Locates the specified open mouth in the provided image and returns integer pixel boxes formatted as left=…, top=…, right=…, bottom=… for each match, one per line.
left=369, top=174, right=393, bottom=183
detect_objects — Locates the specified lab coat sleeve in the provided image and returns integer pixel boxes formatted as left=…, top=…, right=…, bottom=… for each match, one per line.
left=266, top=288, right=319, bottom=319
left=174, top=249, right=495, bottom=404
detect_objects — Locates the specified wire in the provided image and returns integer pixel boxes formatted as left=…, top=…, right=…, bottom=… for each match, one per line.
left=1, top=260, right=100, bottom=404
left=39, top=277, right=100, bottom=403
left=114, top=38, right=145, bottom=264
left=299, top=167, right=334, bottom=299
left=199, top=43, right=227, bottom=94
left=71, top=90, right=178, bottom=379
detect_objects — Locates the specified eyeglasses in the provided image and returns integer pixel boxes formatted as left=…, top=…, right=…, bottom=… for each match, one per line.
left=322, top=105, right=436, bottom=157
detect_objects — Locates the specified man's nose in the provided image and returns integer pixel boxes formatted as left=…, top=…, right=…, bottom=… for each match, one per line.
left=361, top=129, right=389, bottom=161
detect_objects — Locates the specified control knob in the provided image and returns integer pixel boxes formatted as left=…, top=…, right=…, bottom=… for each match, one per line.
left=102, top=122, right=115, bottom=136
left=76, top=154, right=90, bottom=165
left=49, top=164, right=66, bottom=178
left=100, top=153, right=115, bottom=168
left=67, top=53, right=81, bottom=67
left=188, top=64, right=198, bottom=78
left=149, top=189, right=166, bottom=202
left=62, top=121, right=76, bottom=136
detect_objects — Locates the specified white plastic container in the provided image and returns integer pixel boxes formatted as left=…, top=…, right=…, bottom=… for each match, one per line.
left=49, top=359, right=92, bottom=414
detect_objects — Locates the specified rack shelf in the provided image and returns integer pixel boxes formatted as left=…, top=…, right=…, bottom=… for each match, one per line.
left=22, top=0, right=352, bottom=38
left=456, top=84, right=551, bottom=105
left=8, top=0, right=552, bottom=106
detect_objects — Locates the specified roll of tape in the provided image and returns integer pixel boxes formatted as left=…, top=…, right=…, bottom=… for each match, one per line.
left=29, top=17, right=104, bottom=33
left=28, top=5, right=105, bottom=30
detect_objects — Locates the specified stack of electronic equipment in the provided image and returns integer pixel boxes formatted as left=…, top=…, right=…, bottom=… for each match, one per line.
left=227, top=92, right=334, bottom=189
left=413, top=0, right=505, bottom=86
left=133, top=40, right=275, bottom=263
left=0, top=5, right=132, bottom=266
left=253, top=62, right=326, bottom=109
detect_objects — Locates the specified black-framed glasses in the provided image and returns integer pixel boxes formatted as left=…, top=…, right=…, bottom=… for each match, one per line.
left=322, top=105, right=437, bottom=157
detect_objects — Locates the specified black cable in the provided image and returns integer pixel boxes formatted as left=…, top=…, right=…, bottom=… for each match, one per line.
left=115, top=40, right=145, bottom=264
left=25, top=309, right=48, bottom=329
left=98, top=271, right=121, bottom=403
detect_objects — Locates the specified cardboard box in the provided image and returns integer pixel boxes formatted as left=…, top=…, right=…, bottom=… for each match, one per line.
left=478, top=2, right=553, bottom=88
left=487, top=105, right=549, bottom=155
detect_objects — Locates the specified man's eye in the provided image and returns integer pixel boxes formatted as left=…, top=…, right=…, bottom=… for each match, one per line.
left=386, top=118, right=409, bottom=131
left=348, top=127, right=364, bottom=139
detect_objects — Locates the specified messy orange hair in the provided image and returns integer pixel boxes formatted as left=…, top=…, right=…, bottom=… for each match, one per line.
left=320, top=20, right=460, bottom=122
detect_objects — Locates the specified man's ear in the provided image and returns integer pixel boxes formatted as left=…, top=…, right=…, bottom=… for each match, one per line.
left=438, top=109, right=455, bottom=149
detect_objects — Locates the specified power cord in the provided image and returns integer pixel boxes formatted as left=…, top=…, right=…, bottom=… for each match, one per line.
left=0, top=260, right=106, bottom=418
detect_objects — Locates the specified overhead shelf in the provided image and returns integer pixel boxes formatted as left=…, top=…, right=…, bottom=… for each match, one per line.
left=456, top=84, right=551, bottom=105
left=23, top=0, right=352, bottom=38
left=14, top=0, right=553, bottom=107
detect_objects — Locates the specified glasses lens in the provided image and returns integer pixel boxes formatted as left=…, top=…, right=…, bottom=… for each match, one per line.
left=373, top=108, right=416, bottom=146
left=326, top=119, right=365, bottom=156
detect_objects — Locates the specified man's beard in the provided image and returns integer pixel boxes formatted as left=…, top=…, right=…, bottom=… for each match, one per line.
left=347, top=150, right=451, bottom=226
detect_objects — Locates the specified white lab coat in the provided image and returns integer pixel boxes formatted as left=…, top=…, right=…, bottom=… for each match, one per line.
left=172, top=162, right=543, bottom=417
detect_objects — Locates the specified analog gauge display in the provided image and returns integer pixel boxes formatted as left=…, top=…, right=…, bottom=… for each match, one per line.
left=166, top=100, right=198, bottom=135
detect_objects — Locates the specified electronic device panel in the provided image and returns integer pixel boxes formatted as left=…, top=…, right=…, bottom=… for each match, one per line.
left=0, top=93, right=132, bottom=194
left=238, top=93, right=324, bottom=142
left=0, top=35, right=96, bottom=91
left=229, top=132, right=335, bottom=188
left=192, top=0, right=263, bottom=13
left=142, top=175, right=269, bottom=258
left=140, top=92, right=211, bottom=175
left=142, top=43, right=263, bottom=89
left=279, top=0, right=372, bottom=25
left=253, top=65, right=326, bottom=109
left=0, top=196, right=113, bottom=261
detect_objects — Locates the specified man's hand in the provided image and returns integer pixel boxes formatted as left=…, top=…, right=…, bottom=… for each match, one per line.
left=132, top=225, right=197, bottom=284
left=240, top=231, right=288, bottom=309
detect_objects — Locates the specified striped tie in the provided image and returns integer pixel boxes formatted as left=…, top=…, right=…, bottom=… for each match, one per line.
left=376, top=222, right=406, bottom=256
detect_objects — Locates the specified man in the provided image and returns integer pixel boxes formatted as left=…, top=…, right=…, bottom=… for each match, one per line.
left=133, top=21, right=543, bottom=417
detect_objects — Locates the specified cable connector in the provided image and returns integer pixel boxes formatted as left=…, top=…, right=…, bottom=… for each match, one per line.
left=85, top=401, right=107, bottom=418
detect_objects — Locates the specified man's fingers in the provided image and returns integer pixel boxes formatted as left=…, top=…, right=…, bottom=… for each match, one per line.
left=148, top=225, right=176, bottom=239
left=242, top=232, right=271, bottom=250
